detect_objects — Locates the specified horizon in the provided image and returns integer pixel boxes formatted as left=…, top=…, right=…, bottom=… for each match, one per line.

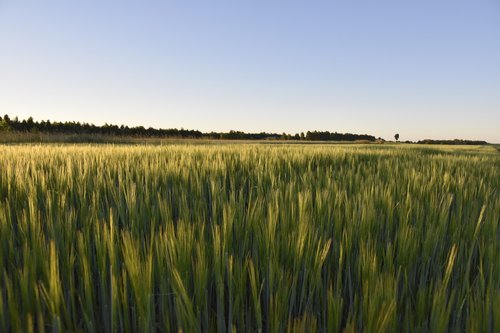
left=1, top=1, right=499, bottom=142
left=1, top=113, right=496, bottom=143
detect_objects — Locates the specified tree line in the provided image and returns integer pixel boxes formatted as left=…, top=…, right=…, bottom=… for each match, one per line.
left=0, top=114, right=378, bottom=141
left=417, top=139, right=488, bottom=145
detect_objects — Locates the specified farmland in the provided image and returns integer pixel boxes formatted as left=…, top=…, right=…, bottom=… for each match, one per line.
left=0, top=143, right=499, bottom=332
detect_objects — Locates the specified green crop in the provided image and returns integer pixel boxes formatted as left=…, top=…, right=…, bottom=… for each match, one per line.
left=0, top=143, right=498, bottom=332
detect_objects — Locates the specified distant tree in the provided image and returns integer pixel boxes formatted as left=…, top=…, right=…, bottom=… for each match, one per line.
left=0, top=120, right=8, bottom=131
left=394, top=133, right=400, bottom=142
left=0, top=114, right=10, bottom=131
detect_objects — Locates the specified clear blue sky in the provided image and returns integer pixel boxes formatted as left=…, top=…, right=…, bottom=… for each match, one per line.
left=1, top=1, right=499, bottom=142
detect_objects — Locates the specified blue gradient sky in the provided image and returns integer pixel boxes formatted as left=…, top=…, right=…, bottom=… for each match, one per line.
left=1, top=1, right=499, bottom=141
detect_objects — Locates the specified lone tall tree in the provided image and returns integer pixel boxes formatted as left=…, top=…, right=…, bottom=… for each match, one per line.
left=394, top=133, right=400, bottom=142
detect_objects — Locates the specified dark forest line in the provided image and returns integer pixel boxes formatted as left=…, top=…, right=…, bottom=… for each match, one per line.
left=416, top=139, right=489, bottom=145
left=0, top=114, right=377, bottom=142
left=0, top=114, right=490, bottom=144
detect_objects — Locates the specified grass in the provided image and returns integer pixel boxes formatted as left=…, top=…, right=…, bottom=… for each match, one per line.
left=0, top=143, right=498, bottom=332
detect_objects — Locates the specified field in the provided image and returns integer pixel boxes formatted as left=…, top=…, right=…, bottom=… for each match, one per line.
left=0, top=143, right=499, bottom=332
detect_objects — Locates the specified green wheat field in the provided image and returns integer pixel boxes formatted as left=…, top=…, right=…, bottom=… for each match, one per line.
left=0, top=143, right=499, bottom=332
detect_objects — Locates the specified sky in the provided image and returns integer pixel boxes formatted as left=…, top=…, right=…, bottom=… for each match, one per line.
left=0, top=1, right=499, bottom=142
